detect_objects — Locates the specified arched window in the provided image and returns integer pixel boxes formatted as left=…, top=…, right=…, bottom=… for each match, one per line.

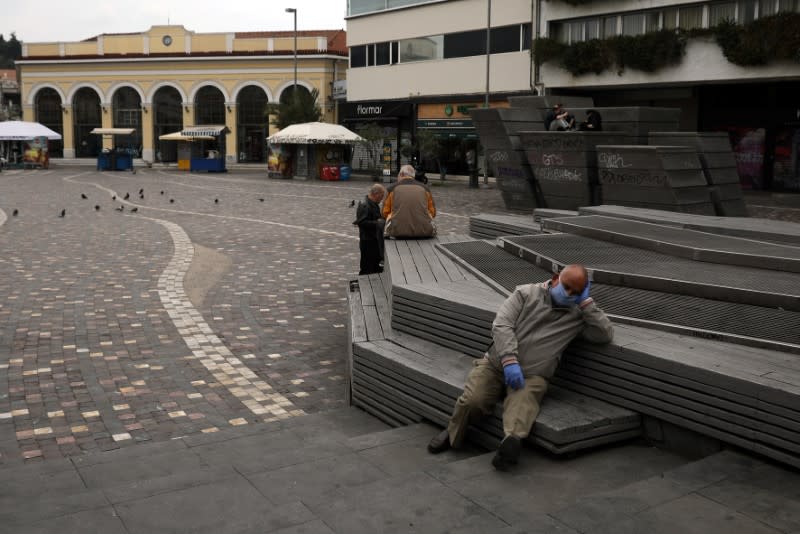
left=236, top=86, right=268, bottom=163
left=35, top=88, right=64, bottom=157
left=73, top=88, right=102, bottom=158
left=153, top=86, right=182, bottom=162
left=195, top=86, right=225, bottom=125
left=112, top=87, right=142, bottom=157
left=279, top=85, right=311, bottom=105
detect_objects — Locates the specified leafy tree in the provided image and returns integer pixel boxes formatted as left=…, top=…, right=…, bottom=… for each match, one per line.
left=266, top=87, right=322, bottom=129
left=414, top=128, right=448, bottom=180
left=0, top=33, right=22, bottom=69
left=355, top=122, right=386, bottom=180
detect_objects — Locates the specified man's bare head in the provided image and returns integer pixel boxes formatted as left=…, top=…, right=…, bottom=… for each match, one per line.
left=551, top=264, right=588, bottom=296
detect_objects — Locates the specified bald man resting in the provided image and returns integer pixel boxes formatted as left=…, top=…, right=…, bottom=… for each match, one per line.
left=428, top=264, right=614, bottom=470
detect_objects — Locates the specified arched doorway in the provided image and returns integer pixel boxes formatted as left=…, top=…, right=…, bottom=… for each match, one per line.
left=112, top=87, right=142, bottom=157
left=153, top=86, right=182, bottom=162
left=73, top=88, right=102, bottom=158
left=279, top=85, right=312, bottom=104
left=195, top=86, right=226, bottom=159
left=237, top=86, right=268, bottom=163
left=35, top=88, right=64, bottom=157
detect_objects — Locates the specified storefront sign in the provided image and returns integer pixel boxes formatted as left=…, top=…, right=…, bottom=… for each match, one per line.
left=340, top=101, right=412, bottom=119
left=332, top=80, right=347, bottom=101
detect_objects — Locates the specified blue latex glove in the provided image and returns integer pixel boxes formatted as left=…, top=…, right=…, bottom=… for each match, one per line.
left=503, top=363, right=525, bottom=390
left=578, top=280, right=592, bottom=304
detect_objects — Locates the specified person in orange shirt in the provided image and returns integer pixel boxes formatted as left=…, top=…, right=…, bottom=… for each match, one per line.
left=382, top=164, right=436, bottom=239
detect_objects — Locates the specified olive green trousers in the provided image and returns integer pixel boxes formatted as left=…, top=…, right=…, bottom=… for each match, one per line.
left=446, top=358, right=548, bottom=448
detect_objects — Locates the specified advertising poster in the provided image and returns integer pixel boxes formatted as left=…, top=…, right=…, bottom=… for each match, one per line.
left=23, top=136, right=50, bottom=168
left=728, top=127, right=765, bottom=190
left=772, top=127, right=800, bottom=192
left=267, top=144, right=293, bottom=178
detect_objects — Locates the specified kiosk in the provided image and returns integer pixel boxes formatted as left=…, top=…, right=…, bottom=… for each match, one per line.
left=91, top=128, right=136, bottom=171
left=158, top=131, right=215, bottom=170
left=0, top=121, right=62, bottom=169
left=180, top=125, right=230, bottom=173
left=266, top=122, right=363, bottom=181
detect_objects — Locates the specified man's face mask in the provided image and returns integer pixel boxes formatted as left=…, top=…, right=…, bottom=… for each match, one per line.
left=550, top=278, right=578, bottom=307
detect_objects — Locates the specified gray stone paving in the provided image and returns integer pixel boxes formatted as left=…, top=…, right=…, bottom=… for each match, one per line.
left=2, top=167, right=799, bottom=533
left=0, top=168, right=504, bottom=464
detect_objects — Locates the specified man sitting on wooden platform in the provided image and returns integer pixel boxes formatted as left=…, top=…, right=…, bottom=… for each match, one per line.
left=427, top=264, right=614, bottom=470
left=382, top=164, right=437, bottom=239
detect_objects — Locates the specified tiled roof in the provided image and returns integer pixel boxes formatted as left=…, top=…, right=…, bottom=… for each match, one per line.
left=235, top=29, right=347, bottom=54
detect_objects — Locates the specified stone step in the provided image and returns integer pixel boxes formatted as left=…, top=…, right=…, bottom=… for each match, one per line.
left=548, top=449, right=799, bottom=533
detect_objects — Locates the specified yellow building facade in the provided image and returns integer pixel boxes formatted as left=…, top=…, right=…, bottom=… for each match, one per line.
left=17, top=25, right=348, bottom=163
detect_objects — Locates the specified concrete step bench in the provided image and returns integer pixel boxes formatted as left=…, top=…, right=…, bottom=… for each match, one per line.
left=425, top=237, right=800, bottom=469
left=579, top=205, right=800, bottom=247
left=469, top=213, right=542, bottom=239
left=347, top=273, right=642, bottom=454
left=501, top=233, right=800, bottom=312
left=542, top=215, right=800, bottom=273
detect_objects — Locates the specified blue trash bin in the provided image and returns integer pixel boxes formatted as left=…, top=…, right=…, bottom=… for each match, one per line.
left=339, top=165, right=351, bottom=181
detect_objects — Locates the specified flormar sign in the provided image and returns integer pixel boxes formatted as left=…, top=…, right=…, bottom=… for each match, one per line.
left=341, top=102, right=413, bottom=119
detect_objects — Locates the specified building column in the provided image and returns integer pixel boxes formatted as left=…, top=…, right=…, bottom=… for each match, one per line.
left=22, top=104, right=34, bottom=122
left=225, top=102, right=237, bottom=163
left=101, top=103, right=113, bottom=151
left=141, top=103, right=154, bottom=162
left=62, top=105, right=75, bottom=158
left=183, top=101, right=195, bottom=128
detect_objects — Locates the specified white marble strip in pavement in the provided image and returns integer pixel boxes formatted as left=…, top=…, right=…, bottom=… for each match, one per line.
left=62, top=175, right=304, bottom=421
left=149, top=216, right=304, bottom=421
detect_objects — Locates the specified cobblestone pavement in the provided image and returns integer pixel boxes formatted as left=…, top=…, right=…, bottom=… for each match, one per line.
left=0, top=168, right=507, bottom=464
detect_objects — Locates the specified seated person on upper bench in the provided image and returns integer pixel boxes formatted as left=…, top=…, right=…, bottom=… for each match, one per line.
left=382, top=164, right=437, bottom=239
left=427, top=264, right=614, bottom=470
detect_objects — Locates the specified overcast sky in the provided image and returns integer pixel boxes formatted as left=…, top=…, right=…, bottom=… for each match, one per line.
left=2, top=0, right=347, bottom=43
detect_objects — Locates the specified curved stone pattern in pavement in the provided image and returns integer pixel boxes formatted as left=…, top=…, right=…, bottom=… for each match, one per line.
left=149, top=216, right=304, bottom=421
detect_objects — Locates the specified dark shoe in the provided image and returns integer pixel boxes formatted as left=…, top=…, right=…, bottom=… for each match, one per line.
left=427, top=429, right=451, bottom=454
left=492, top=436, right=521, bottom=471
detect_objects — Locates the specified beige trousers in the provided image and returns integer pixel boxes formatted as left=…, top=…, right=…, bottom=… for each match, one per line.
left=446, top=358, right=548, bottom=448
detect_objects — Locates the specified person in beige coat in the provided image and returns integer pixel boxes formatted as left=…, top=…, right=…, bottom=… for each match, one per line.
left=382, top=164, right=436, bottom=238
left=428, top=264, right=614, bottom=470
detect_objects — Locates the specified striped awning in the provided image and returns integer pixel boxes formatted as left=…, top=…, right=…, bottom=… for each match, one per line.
left=90, top=128, right=136, bottom=136
left=180, top=125, right=230, bottom=137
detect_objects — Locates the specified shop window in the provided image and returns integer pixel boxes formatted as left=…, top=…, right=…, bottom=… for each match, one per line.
left=663, top=8, right=679, bottom=29
left=350, top=45, right=366, bottom=68
left=375, top=42, right=391, bottom=65
left=391, top=41, right=399, bottom=64
left=551, top=23, right=568, bottom=43
left=444, top=29, right=485, bottom=58
left=710, top=2, right=737, bottom=24
left=490, top=25, right=522, bottom=53
left=399, top=35, right=443, bottom=62
left=777, top=0, right=799, bottom=12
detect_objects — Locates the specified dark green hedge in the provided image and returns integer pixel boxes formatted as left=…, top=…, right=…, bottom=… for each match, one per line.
left=534, top=30, right=686, bottom=75
left=534, top=13, right=800, bottom=75
left=713, top=12, right=800, bottom=66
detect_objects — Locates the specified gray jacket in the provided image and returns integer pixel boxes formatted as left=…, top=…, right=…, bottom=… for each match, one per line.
left=486, top=281, right=614, bottom=379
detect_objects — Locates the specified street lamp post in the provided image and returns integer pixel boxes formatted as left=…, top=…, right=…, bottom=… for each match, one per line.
left=285, top=8, right=298, bottom=98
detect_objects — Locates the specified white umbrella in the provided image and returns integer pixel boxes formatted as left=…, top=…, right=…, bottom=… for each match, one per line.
left=0, top=120, right=62, bottom=140
left=267, top=122, right=364, bottom=145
